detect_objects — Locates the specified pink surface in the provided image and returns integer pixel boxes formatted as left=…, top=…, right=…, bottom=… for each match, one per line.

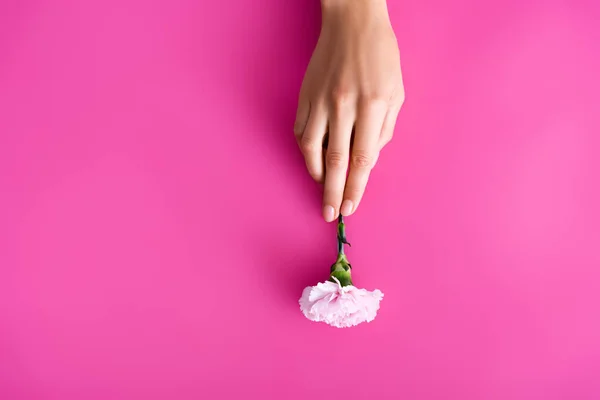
left=1, top=1, right=600, bottom=399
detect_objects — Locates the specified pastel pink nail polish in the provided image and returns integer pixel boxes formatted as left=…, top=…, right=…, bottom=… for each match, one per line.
left=341, top=200, right=353, bottom=216
left=323, top=205, right=335, bottom=222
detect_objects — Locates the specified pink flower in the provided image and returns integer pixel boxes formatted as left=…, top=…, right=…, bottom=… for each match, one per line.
left=299, top=278, right=384, bottom=328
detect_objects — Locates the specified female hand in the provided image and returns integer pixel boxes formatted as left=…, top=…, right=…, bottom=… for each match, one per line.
left=294, top=0, right=404, bottom=222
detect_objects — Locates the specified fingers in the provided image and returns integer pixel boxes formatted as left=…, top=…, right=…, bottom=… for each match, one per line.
left=298, top=104, right=327, bottom=182
left=341, top=101, right=386, bottom=216
left=322, top=107, right=354, bottom=222
left=297, top=87, right=404, bottom=220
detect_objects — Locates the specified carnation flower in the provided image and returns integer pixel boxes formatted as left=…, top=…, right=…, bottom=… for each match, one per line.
left=299, top=216, right=384, bottom=328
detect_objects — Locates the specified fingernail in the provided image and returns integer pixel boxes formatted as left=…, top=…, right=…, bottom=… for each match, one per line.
left=341, top=200, right=353, bottom=216
left=323, top=205, right=335, bottom=222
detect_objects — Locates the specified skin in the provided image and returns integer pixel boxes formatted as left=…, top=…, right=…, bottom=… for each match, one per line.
left=294, top=0, right=405, bottom=222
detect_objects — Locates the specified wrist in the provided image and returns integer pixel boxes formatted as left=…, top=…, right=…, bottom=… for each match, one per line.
left=321, top=0, right=387, bottom=11
left=321, top=0, right=390, bottom=25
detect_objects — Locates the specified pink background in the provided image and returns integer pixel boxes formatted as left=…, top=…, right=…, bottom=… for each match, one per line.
left=1, top=0, right=600, bottom=399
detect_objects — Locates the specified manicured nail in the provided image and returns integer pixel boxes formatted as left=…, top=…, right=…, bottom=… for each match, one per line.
left=323, top=205, right=335, bottom=222
left=341, top=200, right=353, bottom=216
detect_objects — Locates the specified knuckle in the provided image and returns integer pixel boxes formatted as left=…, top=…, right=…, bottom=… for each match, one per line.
left=300, top=138, right=318, bottom=154
left=351, top=152, right=373, bottom=169
left=361, top=91, right=389, bottom=106
left=330, top=86, right=353, bottom=106
left=326, top=151, right=347, bottom=168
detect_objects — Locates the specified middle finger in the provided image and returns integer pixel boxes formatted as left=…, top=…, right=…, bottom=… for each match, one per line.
left=322, top=107, right=354, bottom=222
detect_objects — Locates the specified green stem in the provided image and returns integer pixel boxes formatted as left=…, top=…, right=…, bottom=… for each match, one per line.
left=337, top=215, right=350, bottom=255
left=330, top=215, right=353, bottom=286
left=337, top=219, right=344, bottom=255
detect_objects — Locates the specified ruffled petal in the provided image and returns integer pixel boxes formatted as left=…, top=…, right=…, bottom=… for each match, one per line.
left=299, top=281, right=384, bottom=328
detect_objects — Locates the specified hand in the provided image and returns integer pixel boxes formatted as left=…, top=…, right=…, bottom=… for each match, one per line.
left=294, top=0, right=404, bottom=222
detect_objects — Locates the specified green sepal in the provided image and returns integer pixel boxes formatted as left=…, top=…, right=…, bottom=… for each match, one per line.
left=329, top=254, right=353, bottom=286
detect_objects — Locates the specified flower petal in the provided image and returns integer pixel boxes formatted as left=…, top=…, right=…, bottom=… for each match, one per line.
left=299, top=281, right=384, bottom=328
